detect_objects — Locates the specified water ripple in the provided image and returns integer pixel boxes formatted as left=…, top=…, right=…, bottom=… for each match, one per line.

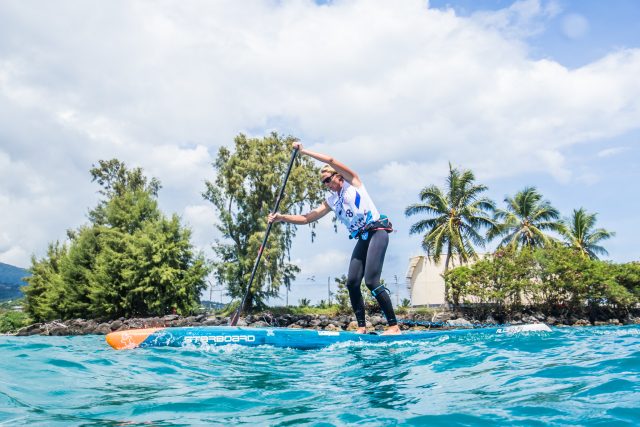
left=0, top=326, right=639, bottom=426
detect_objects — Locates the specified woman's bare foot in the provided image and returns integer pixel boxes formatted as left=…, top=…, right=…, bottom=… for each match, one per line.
left=382, top=325, right=401, bottom=335
left=355, top=327, right=367, bottom=334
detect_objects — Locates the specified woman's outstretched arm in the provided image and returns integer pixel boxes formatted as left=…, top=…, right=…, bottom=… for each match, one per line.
left=268, top=201, right=332, bottom=225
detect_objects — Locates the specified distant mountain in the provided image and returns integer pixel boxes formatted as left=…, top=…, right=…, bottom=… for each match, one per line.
left=0, top=262, right=30, bottom=301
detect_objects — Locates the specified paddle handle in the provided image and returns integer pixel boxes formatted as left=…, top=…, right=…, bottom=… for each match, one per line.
left=230, top=148, right=299, bottom=326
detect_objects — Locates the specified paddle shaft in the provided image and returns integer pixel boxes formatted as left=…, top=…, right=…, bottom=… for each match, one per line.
left=229, top=148, right=299, bottom=326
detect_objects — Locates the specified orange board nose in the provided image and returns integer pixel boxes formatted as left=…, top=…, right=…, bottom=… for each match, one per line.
left=105, top=328, right=162, bottom=350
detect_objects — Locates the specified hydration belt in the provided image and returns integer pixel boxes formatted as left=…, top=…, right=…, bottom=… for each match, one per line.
left=349, top=214, right=393, bottom=240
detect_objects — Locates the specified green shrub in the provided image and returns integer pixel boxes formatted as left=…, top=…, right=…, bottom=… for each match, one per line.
left=0, top=311, right=31, bottom=333
left=444, top=246, right=640, bottom=318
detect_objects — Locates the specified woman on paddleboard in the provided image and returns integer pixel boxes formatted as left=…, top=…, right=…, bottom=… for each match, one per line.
left=268, top=141, right=400, bottom=335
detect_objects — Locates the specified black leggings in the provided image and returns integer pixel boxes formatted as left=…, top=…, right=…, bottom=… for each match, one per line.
left=346, top=230, right=397, bottom=327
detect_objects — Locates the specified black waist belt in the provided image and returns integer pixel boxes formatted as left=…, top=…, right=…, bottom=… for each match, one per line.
left=351, top=215, right=393, bottom=240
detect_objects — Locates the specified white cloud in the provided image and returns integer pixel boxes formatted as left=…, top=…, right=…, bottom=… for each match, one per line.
left=535, top=149, right=570, bottom=183
left=562, top=13, right=589, bottom=40
left=576, top=172, right=599, bottom=186
left=0, top=246, right=29, bottom=268
left=0, top=231, right=11, bottom=253
left=597, top=146, right=629, bottom=158
left=290, top=248, right=351, bottom=279
left=182, top=203, right=218, bottom=250
left=0, top=0, right=638, bottom=281
left=470, top=0, right=561, bottom=39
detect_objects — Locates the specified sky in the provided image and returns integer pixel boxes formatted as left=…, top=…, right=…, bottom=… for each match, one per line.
left=1, top=0, right=639, bottom=306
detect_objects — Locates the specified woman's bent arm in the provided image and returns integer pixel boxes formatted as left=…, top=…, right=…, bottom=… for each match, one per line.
left=294, top=142, right=362, bottom=187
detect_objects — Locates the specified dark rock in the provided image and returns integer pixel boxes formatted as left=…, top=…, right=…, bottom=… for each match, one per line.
left=432, top=311, right=455, bottom=323
left=251, top=321, right=270, bottom=328
left=46, top=322, right=70, bottom=336
left=624, top=316, right=640, bottom=325
left=308, top=319, right=322, bottom=328
left=126, top=319, right=145, bottom=329
left=16, top=323, right=43, bottom=336
left=110, top=320, right=123, bottom=331
left=369, top=315, right=384, bottom=326
left=15, top=308, right=635, bottom=337
left=203, top=318, right=222, bottom=326
left=546, top=316, right=558, bottom=325
left=172, top=317, right=191, bottom=327
left=94, top=323, right=112, bottom=335
left=533, top=312, right=546, bottom=321
left=484, top=315, right=497, bottom=325
left=80, top=320, right=98, bottom=335
left=145, top=317, right=164, bottom=328
left=573, top=319, right=591, bottom=326
left=447, top=318, right=472, bottom=327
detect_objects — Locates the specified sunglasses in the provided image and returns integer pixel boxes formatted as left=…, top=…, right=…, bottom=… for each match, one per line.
left=322, top=173, right=336, bottom=185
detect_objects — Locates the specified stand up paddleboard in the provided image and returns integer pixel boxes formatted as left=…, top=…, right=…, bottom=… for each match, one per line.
left=106, top=324, right=551, bottom=350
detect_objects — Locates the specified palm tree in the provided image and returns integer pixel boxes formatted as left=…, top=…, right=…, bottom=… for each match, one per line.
left=561, top=208, right=615, bottom=259
left=405, top=164, right=495, bottom=271
left=489, top=186, right=563, bottom=250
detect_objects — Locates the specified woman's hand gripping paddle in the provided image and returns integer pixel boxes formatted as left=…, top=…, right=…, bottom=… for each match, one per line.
left=229, top=147, right=299, bottom=326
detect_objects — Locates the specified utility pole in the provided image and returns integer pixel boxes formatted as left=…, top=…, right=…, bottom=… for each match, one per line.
left=394, top=275, right=399, bottom=307
left=206, top=279, right=214, bottom=313
left=328, top=276, right=331, bottom=306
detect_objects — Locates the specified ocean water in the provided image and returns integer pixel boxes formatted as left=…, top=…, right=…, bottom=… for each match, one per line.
left=1, top=326, right=639, bottom=426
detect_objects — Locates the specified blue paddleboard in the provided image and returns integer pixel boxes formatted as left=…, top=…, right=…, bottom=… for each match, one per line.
left=106, top=324, right=551, bottom=350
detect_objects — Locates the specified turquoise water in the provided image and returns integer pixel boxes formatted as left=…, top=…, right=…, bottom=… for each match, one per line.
left=1, top=326, right=639, bottom=426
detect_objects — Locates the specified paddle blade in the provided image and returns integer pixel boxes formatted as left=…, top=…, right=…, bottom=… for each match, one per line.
left=229, top=309, right=240, bottom=326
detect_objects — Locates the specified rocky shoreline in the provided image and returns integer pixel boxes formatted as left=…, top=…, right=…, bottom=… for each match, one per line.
left=13, top=310, right=640, bottom=337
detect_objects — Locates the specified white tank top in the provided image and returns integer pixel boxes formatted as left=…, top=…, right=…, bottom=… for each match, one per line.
left=325, top=182, right=380, bottom=237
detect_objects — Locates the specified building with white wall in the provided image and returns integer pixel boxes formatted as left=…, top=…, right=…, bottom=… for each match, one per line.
left=406, top=254, right=486, bottom=307
left=405, top=256, right=447, bottom=307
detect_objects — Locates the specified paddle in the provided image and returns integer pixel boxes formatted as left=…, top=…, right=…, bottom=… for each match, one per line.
left=229, top=147, right=299, bottom=326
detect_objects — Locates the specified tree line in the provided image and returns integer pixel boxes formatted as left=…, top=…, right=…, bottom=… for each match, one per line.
left=22, top=134, right=638, bottom=322
left=23, top=133, right=322, bottom=322
left=405, top=164, right=615, bottom=269
left=23, top=160, right=209, bottom=322
left=405, top=164, right=639, bottom=318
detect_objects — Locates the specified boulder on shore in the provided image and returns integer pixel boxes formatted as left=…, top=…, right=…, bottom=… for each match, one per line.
left=11, top=308, right=636, bottom=337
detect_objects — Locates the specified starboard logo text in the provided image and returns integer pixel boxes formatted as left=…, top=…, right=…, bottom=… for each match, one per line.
left=184, top=335, right=256, bottom=345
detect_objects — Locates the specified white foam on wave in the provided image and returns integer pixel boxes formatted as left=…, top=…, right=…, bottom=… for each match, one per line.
left=500, top=324, right=552, bottom=334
